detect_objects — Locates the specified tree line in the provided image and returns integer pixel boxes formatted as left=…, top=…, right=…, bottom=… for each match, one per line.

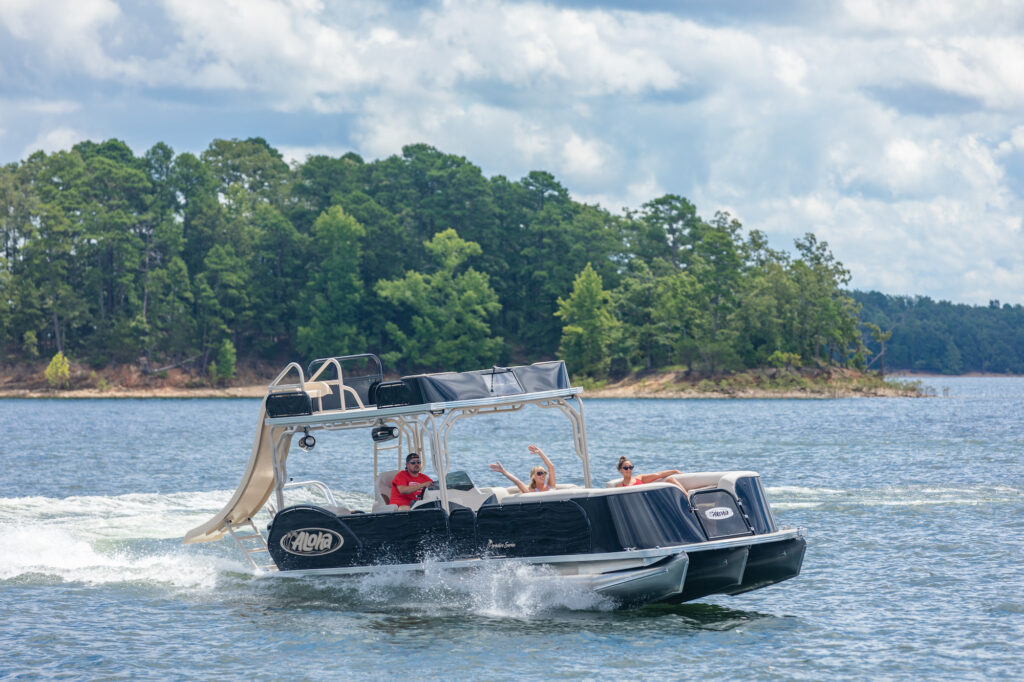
left=854, top=292, right=1024, bottom=375
left=0, top=136, right=932, bottom=379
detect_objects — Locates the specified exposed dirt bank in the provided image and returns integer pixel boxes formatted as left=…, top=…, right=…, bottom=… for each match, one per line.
left=0, top=385, right=268, bottom=399
left=584, top=368, right=926, bottom=399
left=0, top=362, right=928, bottom=399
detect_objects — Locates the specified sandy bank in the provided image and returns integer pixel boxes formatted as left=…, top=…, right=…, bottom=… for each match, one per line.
left=0, top=375, right=925, bottom=400
left=0, top=385, right=267, bottom=399
left=584, top=372, right=925, bottom=399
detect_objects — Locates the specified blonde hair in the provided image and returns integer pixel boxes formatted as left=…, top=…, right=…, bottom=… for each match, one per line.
left=617, top=456, right=631, bottom=471
left=528, top=465, right=547, bottom=490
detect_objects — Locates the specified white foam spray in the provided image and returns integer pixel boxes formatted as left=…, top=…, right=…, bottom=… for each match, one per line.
left=348, top=559, right=615, bottom=615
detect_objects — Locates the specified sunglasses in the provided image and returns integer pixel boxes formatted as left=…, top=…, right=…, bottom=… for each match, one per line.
left=408, top=460, right=421, bottom=464
left=534, top=471, right=547, bottom=476
left=621, top=465, right=634, bottom=470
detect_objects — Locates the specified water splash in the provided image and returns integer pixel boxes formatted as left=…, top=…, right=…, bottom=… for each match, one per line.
left=344, top=560, right=615, bottom=615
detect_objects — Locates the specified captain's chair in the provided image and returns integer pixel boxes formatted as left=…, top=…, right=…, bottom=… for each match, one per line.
left=372, top=470, right=400, bottom=513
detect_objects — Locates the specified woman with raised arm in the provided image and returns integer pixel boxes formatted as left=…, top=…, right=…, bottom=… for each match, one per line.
left=614, top=456, right=688, bottom=494
left=490, top=444, right=558, bottom=493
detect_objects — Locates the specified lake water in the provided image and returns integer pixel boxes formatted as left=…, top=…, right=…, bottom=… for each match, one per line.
left=1, top=377, right=1021, bottom=679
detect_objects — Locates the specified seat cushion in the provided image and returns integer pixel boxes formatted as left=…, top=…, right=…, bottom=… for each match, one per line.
left=376, top=470, right=400, bottom=503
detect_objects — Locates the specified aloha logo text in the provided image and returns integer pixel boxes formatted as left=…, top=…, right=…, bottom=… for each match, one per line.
left=280, top=528, right=344, bottom=556
left=704, top=507, right=735, bottom=520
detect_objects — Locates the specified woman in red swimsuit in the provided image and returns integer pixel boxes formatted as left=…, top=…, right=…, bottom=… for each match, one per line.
left=614, top=456, right=688, bottom=494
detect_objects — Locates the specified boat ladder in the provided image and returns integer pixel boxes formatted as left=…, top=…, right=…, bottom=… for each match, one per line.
left=227, top=519, right=278, bottom=572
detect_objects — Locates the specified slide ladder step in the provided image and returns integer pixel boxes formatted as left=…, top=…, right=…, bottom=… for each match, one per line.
left=227, top=519, right=278, bottom=572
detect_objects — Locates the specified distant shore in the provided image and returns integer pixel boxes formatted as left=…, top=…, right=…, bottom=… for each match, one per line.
left=0, top=385, right=268, bottom=399
left=0, top=367, right=931, bottom=399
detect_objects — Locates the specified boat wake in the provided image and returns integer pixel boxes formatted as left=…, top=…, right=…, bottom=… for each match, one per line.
left=0, top=490, right=247, bottom=587
left=0, top=489, right=615, bottom=612
left=766, top=484, right=1021, bottom=511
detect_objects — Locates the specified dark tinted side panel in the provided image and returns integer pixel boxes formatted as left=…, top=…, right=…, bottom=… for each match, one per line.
left=342, top=508, right=450, bottom=564
left=733, top=476, right=777, bottom=534
left=604, top=487, right=707, bottom=548
left=476, top=501, right=591, bottom=557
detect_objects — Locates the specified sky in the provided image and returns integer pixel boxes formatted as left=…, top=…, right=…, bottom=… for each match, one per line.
left=1, top=0, right=1023, bottom=306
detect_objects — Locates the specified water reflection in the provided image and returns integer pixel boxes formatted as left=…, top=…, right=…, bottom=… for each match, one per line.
left=628, top=602, right=775, bottom=630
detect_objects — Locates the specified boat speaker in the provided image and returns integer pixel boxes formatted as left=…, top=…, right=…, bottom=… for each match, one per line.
left=375, top=380, right=411, bottom=407
left=371, top=425, right=398, bottom=442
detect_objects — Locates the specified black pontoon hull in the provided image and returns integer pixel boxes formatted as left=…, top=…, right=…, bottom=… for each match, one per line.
left=723, top=536, right=807, bottom=595
left=263, top=498, right=803, bottom=606
left=658, top=546, right=750, bottom=603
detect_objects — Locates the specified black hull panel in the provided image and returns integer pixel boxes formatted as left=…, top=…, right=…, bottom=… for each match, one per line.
left=262, top=493, right=804, bottom=605
left=267, top=488, right=709, bottom=570
left=724, top=537, right=807, bottom=595
left=657, top=546, right=749, bottom=604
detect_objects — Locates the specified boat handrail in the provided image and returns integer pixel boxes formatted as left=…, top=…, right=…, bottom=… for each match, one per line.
left=265, top=359, right=366, bottom=414
left=267, top=362, right=306, bottom=393
left=265, top=479, right=340, bottom=516
left=307, top=357, right=365, bottom=411
left=283, top=479, right=339, bottom=507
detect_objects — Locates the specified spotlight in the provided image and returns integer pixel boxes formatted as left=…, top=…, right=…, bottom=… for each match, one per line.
left=297, top=428, right=316, bottom=452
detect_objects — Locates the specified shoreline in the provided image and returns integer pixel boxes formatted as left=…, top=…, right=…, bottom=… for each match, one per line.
left=0, top=388, right=910, bottom=399
left=0, top=385, right=269, bottom=399
left=0, top=381, right=927, bottom=401
left=4, top=366, right=994, bottom=400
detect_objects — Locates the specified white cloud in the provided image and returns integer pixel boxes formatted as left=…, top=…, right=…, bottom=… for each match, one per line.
left=13, top=99, right=81, bottom=114
left=277, top=144, right=356, bottom=166
left=1, top=0, right=1023, bottom=303
left=919, top=37, right=1024, bottom=109
left=0, top=0, right=138, bottom=78
left=750, top=190, right=1024, bottom=304
left=561, top=133, right=609, bottom=180
left=22, top=127, right=88, bottom=158
left=839, top=0, right=1023, bottom=34
left=770, top=46, right=808, bottom=93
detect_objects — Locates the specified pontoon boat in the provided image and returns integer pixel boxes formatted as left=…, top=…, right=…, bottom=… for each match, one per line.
left=184, top=355, right=805, bottom=606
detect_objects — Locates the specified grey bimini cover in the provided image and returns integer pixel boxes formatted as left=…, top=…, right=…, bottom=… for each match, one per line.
left=400, top=361, right=570, bottom=404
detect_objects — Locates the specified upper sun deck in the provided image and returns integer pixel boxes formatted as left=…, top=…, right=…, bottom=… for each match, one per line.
left=263, top=354, right=580, bottom=427
left=186, top=355, right=588, bottom=545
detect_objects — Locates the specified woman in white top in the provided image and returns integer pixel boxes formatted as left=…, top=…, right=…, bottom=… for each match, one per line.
left=490, top=444, right=557, bottom=493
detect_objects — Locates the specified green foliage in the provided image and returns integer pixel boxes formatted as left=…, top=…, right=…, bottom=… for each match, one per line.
left=556, top=264, right=618, bottom=377
left=5, top=136, right=1007, bottom=382
left=855, top=292, right=1023, bottom=374
left=768, top=350, right=801, bottom=370
left=377, top=229, right=502, bottom=371
left=575, top=376, right=608, bottom=391
left=295, top=206, right=365, bottom=358
left=22, top=330, right=39, bottom=358
left=216, top=339, right=237, bottom=380
left=45, top=351, right=71, bottom=388
left=89, top=371, right=111, bottom=392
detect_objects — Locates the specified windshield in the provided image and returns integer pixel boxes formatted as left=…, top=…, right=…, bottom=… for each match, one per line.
left=427, top=470, right=475, bottom=491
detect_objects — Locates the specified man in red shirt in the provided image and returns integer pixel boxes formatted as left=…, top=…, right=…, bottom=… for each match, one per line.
left=389, top=452, right=433, bottom=509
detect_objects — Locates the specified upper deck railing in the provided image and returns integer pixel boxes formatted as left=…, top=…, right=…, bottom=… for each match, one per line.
left=263, top=357, right=576, bottom=424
